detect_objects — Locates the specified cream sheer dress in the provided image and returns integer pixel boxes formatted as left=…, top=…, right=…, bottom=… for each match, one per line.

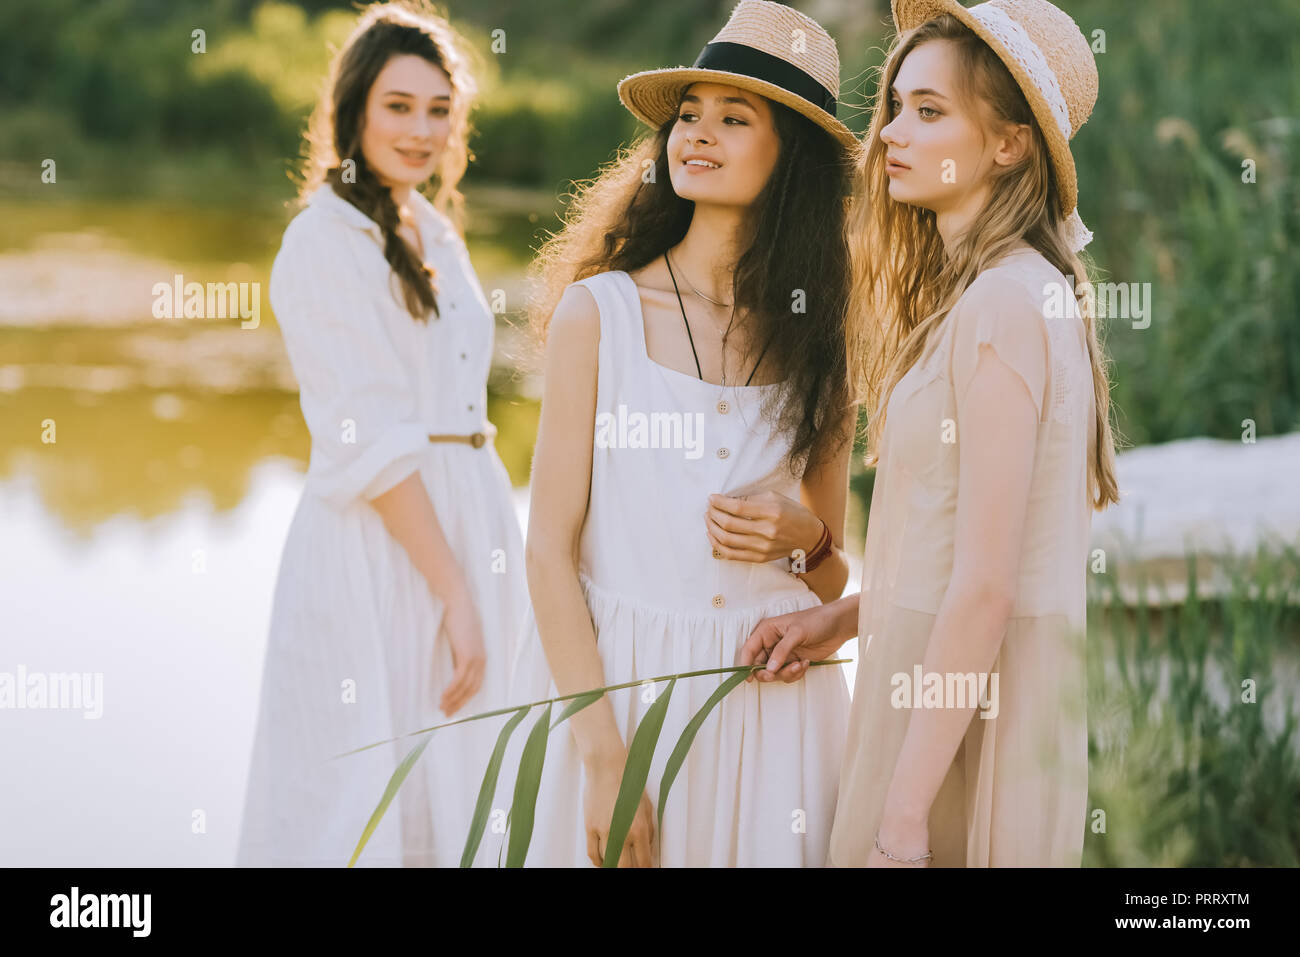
left=829, top=245, right=1094, bottom=867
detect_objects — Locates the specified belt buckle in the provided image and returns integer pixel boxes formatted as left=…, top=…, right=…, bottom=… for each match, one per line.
left=469, top=431, right=486, bottom=448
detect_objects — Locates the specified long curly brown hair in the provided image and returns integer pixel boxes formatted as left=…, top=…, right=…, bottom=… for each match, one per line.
left=529, top=99, right=860, bottom=477
left=294, top=1, right=479, bottom=322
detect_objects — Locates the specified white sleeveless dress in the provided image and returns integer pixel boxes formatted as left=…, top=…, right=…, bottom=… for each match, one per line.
left=501, top=270, right=851, bottom=867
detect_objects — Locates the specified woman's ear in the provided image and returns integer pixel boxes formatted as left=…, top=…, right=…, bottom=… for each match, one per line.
left=993, top=122, right=1031, bottom=167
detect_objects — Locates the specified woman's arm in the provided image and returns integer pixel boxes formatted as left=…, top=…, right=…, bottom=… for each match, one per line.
left=704, top=405, right=857, bottom=604
left=875, top=341, right=1040, bottom=857
left=791, top=405, right=856, bottom=603
left=523, top=285, right=624, bottom=767
left=368, top=473, right=484, bottom=716
left=527, top=284, right=657, bottom=866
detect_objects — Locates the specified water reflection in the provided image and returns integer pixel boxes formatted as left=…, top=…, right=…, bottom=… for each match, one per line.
left=0, top=192, right=549, bottom=535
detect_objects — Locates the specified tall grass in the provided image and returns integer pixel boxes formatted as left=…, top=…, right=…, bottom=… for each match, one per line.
left=1084, top=545, right=1300, bottom=866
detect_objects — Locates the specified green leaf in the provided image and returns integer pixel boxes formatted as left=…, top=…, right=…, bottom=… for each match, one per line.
left=602, top=677, right=676, bottom=868
left=347, top=732, right=434, bottom=868
left=657, top=669, right=750, bottom=843
left=460, top=705, right=531, bottom=868
left=505, top=701, right=553, bottom=867
left=552, top=690, right=605, bottom=730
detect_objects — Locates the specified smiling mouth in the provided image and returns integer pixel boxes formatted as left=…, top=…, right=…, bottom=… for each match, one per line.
left=683, top=159, right=722, bottom=169
left=397, top=148, right=432, bottom=160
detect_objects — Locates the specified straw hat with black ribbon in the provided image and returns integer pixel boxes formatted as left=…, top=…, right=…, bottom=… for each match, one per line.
left=617, top=0, right=857, bottom=153
left=891, top=0, right=1098, bottom=252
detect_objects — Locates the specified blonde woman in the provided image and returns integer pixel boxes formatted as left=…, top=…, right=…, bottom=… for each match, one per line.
left=505, top=0, right=858, bottom=867
left=237, top=2, right=527, bottom=867
left=741, top=0, right=1120, bottom=867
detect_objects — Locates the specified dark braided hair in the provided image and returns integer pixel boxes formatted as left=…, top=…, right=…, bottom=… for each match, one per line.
left=296, top=2, right=478, bottom=322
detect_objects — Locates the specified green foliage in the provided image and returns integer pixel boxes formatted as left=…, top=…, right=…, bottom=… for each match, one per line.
left=1084, top=546, right=1300, bottom=866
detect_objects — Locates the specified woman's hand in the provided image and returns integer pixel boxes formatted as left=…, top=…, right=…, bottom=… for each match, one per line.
left=867, top=813, right=931, bottom=868
left=737, top=598, right=853, bottom=683
left=583, top=753, right=655, bottom=867
left=705, top=490, right=824, bottom=564
left=438, top=592, right=486, bottom=716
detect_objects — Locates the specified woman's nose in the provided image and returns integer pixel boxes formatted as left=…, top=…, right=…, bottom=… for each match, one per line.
left=412, top=111, right=436, bottom=140
left=880, top=119, right=902, bottom=147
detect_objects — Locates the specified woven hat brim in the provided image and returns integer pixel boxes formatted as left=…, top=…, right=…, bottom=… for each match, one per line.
left=618, top=67, right=859, bottom=152
left=891, top=0, right=1078, bottom=216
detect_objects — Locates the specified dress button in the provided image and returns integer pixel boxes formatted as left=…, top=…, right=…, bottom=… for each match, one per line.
left=712, top=594, right=725, bottom=608
left=467, top=403, right=474, bottom=411
left=712, top=547, right=721, bottom=559
left=716, top=447, right=730, bottom=459
left=716, top=399, right=729, bottom=414
left=460, top=352, right=467, bottom=359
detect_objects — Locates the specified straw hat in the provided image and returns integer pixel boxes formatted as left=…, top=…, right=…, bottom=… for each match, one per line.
left=891, top=0, right=1098, bottom=251
left=617, top=0, right=856, bottom=152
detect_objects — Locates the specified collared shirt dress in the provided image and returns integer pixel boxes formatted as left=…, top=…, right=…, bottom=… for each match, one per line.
left=828, top=245, right=1094, bottom=867
left=236, top=183, right=528, bottom=867
left=502, top=270, right=851, bottom=867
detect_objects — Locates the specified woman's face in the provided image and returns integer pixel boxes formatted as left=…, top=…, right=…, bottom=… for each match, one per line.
left=361, top=54, right=452, bottom=190
left=667, top=82, right=782, bottom=208
left=878, top=39, right=1008, bottom=216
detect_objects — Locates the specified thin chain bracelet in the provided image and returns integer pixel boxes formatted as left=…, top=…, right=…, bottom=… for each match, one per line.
left=874, top=835, right=934, bottom=865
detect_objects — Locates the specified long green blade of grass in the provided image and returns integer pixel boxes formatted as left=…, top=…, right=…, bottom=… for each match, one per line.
left=552, top=690, right=605, bottom=730
left=347, top=732, right=434, bottom=868
left=505, top=701, right=554, bottom=868
left=656, top=669, right=750, bottom=844
left=495, top=691, right=604, bottom=866
left=343, top=660, right=850, bottom=866
left=602, top=677, right=677, bottom=868
left=460, top=704, right=531, bottom=868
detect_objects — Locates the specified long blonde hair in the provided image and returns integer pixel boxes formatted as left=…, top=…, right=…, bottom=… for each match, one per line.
left=846, top=14, right=1120, bottom=510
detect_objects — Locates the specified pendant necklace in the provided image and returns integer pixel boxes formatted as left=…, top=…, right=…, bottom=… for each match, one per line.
left=665, top=251, right=771, bottom=397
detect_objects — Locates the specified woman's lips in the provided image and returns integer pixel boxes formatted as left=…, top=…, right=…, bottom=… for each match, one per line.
left=396, top=147, right=432, bottom=167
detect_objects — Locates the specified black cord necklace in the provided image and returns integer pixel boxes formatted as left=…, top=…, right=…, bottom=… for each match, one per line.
left=664, top=252, right=770, bottom=387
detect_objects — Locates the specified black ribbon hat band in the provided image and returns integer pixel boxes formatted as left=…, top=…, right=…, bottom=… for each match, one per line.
left=690, top=41, right=838, bottom=118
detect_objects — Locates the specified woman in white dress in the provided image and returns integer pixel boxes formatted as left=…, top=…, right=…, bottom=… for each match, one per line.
left=237, top=3, right=528, bottom=867
left=504, top=0, right=859, bottom=867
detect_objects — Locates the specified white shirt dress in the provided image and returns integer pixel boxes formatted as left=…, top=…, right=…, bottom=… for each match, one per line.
left=236, top=183, right=528, bottom=867
left=502, top=270, right=851, bottom=866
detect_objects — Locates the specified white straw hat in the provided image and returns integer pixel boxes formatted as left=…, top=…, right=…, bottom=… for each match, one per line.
left=617, top=0, right=857, bottom=152
left=892, top=0, right=1098, bottom=251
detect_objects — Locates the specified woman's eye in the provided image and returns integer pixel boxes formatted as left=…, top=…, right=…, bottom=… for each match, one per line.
left=677, top=112, right=697, bottom=122
left=919, top=106, right=940, bottom=118
left=723, top=116, right=747, bottom=125
left=388, top=102, right=408, bottom=113
left=431, top=106, right=449, bottom=117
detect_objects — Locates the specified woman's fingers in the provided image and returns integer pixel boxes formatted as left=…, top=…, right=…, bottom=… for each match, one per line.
left=763, top=623, right=807, bottom=674
left=706, top=514, right=772, bottom=562
left=738, top=618, right=782, bottom=678
left=440, top=656, right=480, bottom=715
left=588, top=829, right=603, bottom=867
